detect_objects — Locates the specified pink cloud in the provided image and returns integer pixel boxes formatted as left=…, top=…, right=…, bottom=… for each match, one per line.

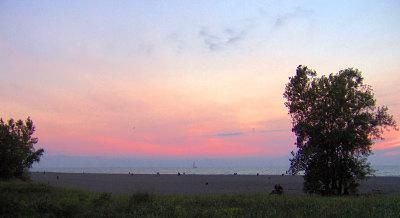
left=37, top=123, right=294, bottom=158
left=373, top=130, right=400, bottom=151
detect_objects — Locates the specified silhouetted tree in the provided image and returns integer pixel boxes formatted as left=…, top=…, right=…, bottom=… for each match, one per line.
left=284, top=65, right=397, bottom=195
left=0, top=117, right=44, bottom=180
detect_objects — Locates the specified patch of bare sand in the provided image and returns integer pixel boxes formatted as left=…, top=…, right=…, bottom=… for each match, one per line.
left=31, top=172, right=400, bottom=195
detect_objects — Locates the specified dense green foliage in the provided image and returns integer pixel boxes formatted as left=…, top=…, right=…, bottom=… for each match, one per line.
left=284, top=66, right=397, bottom=195
left=0, top=117, right=44, bottom=180
left=1, top=181, right=400, bottom=217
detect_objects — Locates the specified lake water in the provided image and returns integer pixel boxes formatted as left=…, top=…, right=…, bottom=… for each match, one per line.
left=31, top=165, right=400, bottom=176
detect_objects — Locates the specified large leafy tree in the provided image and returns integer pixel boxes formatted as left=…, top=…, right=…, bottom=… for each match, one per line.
left=0, top=117, right=44, bottom=180
left=284, top=65, right=397, bottom=195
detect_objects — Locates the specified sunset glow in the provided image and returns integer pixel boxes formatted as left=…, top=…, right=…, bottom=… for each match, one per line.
left=1, top=0, right=399, bottom=163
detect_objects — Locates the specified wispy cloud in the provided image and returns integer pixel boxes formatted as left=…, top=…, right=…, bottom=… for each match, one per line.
left=274, top=7, right=314, bottom=29
left=257, top=129, right=288, bottom=133
left=209, top=131, right=243, bottom=138
left=207, top=128, right=289, bottom=138
left=384, top=150, right=400, bottom=157
left=198, top=25, right=250, bottom=52
left=165, top=32, right=186, bottom=55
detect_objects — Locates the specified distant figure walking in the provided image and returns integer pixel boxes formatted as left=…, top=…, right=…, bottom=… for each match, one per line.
left=56, top=175, right=59, bottom=180
left=177, top=172, right=181, bottom=176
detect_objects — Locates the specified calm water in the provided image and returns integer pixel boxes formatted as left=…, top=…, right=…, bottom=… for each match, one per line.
left=31, top=165, right=400, bottom=176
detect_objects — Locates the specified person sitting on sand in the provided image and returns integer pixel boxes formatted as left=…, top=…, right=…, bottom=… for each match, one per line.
left=270, top=184, right=283, bottom=195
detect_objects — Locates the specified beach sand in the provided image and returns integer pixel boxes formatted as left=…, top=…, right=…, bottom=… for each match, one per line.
left=31, top=172, right=400, bottom=195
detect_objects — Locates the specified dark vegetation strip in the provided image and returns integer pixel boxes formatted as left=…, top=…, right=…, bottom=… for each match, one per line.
left=1, top=181, right=399, bottom=217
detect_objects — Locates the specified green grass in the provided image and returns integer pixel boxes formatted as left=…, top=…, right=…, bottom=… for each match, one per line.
left=1, top=181, right=399, bottom=217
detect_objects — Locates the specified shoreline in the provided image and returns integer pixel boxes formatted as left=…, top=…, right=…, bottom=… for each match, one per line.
left=30, top=171, right=400, bottom=177
left=30, top=165, right=400, bottom=177
left=31, top=172, right=400, bottom=195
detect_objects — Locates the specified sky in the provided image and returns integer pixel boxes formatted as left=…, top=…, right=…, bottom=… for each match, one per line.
left=1, top=0, right=399, bottom=167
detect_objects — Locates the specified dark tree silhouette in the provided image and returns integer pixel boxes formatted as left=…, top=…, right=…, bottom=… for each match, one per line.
left=0, top=117, right=44, bottom=180
left=284, top=65, right=397, bottom=195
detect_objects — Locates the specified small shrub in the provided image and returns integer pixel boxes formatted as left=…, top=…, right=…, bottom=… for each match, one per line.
left=129, top=192, right=152, bottom=205
left=92, top=192, right=112, bottom=208
left=222, top=207, right=243, bottom=216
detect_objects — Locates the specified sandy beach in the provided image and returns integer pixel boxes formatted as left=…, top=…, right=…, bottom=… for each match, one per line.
left=30, top=172, right=400, bottom=195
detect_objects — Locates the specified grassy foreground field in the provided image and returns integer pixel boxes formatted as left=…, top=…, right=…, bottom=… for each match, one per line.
left=1, top=181, right=399, bottom=217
